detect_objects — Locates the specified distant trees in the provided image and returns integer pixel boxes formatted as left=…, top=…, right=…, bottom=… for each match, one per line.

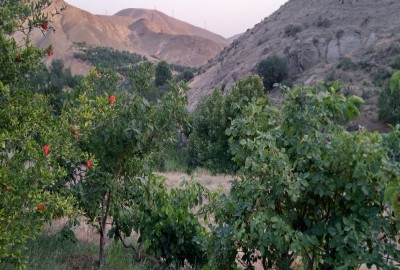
left=73, top=46, right=143, bottom=69
left=256, top=54, right=289, bottom=89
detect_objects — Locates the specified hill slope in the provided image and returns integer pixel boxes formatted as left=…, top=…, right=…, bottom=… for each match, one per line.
left=30, top=0, right=227, bottom=71
left=189, top=0, right=400, bottom=130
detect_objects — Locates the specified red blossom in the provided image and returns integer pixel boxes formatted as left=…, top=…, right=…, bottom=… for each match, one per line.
left=86, top=160, right=93, bottom=169
left=43, top=145, right=50, bottom=156
left=109, top=95, right=116, bottom=104
left=38, top=203, right=44, bottom=212
left=41, top=20, right=48, bottom=30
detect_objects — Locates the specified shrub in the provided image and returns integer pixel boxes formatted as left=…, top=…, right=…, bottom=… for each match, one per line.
left=128, top=175, right=209, bottom=267
left=378, top=70, right=400, bottom=124
left=284, top=24, right=302, bottom=37
left=256, top=54, right=289, bottom=89
left=391, top=56, right=400, bottom=70
left=373, top=68, right=392, bottom=87
left=206, top=83, right=398, bottom=269
left=155, top=60, right=172, bottom=86
left=315, top=15, right=331, bottom=28
left=336, top=57, right=354, bottom=70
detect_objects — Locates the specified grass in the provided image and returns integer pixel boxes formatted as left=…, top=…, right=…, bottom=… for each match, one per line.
left=0, top=235, right=154, bottom=270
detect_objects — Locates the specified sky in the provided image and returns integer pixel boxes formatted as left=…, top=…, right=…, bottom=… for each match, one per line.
left=65, top=0, right=289, bottom=38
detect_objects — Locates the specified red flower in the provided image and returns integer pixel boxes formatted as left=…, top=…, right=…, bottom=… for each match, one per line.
left=41, top=20, right=48, bottom=30
left=109, top=95, right=116, bottom=104
left=47, top=51, right=54, bottom=57
left=86, top=160, right=93, bottom=169
left=43, top=145, right=50, bottom=156
left=38, top=203, right=44, bottom=212
left=15, top=55, right=22, bottom=62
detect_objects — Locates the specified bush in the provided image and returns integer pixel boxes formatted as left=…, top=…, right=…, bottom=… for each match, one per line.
left=129, top=175, right=209, bottom=267
left=315, top=15, right=331, bottom=28
left=256, top=54, right=289, bottom=89
left=155, top=60, right=172, bottom=86
left=378, top=70, right=400, bottom=124
left=391, top=56, right=400, bottom=70
left=284, top=24, right=302, bottom=37
left=373, top=68, right=392, bottom=87
left=336, top=57, right=354, bottom=70
left=206, top=83, right=398, bottom=269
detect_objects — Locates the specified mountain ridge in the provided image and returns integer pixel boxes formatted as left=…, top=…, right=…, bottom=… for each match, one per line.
left=188, top=0, right=400, bottom=131
left=28, top=0, right=228, bottom=72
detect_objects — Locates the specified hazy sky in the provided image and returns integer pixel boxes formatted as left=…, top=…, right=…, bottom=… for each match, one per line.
left=65, top=0, right=289, bottom=38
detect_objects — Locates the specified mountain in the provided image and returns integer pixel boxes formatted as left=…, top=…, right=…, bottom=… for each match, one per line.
left=188, top=0, right=400, bottom=131
left=29, top=0, right=228, bottom=72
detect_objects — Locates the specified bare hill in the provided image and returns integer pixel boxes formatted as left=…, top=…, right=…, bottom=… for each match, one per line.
left=189, top=0, right=400, bottom=131
left=30, top=0, right=227, bottom=71
left=115, top=8, right=227, bottom=45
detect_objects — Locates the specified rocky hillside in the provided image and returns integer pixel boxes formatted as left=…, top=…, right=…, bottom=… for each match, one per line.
left=29, top=0, right=227, bottom=72
left=189, top=0, right=400, bottom=130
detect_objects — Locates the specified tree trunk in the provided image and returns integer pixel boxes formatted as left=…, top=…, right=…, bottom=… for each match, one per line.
left=98, top=192, right=111, bottom=267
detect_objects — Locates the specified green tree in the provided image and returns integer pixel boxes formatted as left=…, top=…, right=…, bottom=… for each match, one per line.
left=378, top=70, right=400, bottom=124
left=188, top=75, right=265, bottom=174
left=0, top=2, right=96, bottom=267
left=155, top=60, right=172, bottom=86
left=0, top=0, right=53, bottom=86
left=206, top=82, right=399, bottom=269
left=256, top=54, right=289, bottom=89
left=65, top=67, right=202, bottom=266
left=1, top=1, right=208, bottom=269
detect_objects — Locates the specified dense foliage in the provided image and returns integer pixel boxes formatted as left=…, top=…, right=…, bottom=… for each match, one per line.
left=112, top=175, right=208, bottom=267
left=0, top=0, right=53, bottom=86
left=205, top=82, right=400, bottom=269
left=256, top=54, right=289, bottom=89
left=73, top=46, right=144, bottom=69
left=1, top=2, right=205, bottom=268
left=2, top=1, right=400, bottom=270
left=19, top=60, right=82, bottom=112
left=378, top=70, right=400, bottom=124
left=188, top=75, right=265, bottom=174
left=0, top=1, right=85, bottom=267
